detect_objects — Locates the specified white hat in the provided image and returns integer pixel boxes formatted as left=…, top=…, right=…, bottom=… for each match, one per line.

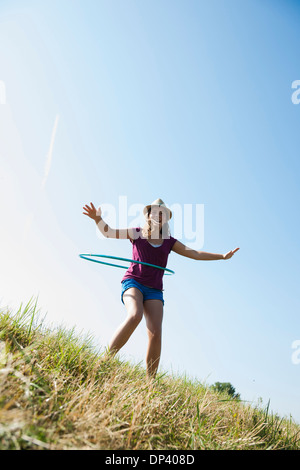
left=143, top=198, right=172, bottom=220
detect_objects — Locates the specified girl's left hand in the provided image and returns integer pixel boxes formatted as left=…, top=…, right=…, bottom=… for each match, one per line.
left=223, top=247, right=240, bottom=260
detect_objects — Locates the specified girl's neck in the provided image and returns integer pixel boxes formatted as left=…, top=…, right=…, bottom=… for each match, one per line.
left=148, top=231, right=161, bottom=241
left=147, top=224, right=162, bottom=239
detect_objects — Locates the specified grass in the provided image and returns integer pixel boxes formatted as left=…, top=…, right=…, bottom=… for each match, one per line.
left=0, top=297, right=299, bottom=450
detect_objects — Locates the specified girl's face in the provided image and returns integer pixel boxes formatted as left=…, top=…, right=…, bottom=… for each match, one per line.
left=149, top=207, right=168, bottom=226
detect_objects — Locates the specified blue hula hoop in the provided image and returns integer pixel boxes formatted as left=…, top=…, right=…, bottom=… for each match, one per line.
left=79, top=254, right=175, bottom=275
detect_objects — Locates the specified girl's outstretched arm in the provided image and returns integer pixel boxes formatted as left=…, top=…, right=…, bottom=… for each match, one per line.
left=82, top=202, right=136, bottom=240
left=171, top=240, right=240, bottom=260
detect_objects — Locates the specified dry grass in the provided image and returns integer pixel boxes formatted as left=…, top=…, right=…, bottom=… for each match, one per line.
left=0, top=298, right=299, bottom=450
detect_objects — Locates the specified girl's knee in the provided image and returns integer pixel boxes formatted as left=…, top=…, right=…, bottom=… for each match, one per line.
left=148, top=328, right=162, bottom=341
left=128, top=309, right=143, bottom=326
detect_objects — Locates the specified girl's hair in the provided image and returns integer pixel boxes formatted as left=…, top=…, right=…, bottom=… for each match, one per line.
left=141, top=207, right=171, bottom=239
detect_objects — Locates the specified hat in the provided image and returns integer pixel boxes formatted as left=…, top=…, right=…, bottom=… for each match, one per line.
left=143, top=198, right=172, bottom=220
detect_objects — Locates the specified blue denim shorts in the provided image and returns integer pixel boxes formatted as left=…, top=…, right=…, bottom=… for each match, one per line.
left=121, top=279, right=164, bottom=306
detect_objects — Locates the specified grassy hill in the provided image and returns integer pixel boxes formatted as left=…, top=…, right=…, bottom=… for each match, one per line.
left=0, top=298, right=299, bottom=450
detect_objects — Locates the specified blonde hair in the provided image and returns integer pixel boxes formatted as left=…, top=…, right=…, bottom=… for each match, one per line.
left=141, top=207, right=171, bottom=239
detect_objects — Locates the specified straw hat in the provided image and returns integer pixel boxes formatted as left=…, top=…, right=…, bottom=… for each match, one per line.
left=143, top=198, right=172, bottom=220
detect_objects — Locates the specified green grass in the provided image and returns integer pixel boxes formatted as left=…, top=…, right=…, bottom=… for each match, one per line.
left=0, top=297, right=299, bottom=450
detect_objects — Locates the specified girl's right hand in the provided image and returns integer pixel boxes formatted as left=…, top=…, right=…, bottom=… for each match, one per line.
left=83, top=202, right=101, bottom=221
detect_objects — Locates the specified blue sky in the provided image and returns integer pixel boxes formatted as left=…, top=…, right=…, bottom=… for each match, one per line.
left=0, top=0, right=300, bottom=423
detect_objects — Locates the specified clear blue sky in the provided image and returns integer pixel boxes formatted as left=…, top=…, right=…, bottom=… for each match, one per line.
left=0, top=0, right=300, bottom=423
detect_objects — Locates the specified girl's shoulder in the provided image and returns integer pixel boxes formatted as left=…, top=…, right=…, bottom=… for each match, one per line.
left=129, top=226, right=141, bottom=243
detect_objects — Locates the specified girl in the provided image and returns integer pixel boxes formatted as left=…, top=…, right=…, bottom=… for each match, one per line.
left=83, top=198, right=239, bottom=378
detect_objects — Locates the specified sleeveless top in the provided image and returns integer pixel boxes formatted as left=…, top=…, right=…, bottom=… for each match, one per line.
left=121, top=227, right=177, bottom=291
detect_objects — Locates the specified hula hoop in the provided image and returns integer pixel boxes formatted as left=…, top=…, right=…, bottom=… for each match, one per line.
left=79, top=254, right=175, bottom=275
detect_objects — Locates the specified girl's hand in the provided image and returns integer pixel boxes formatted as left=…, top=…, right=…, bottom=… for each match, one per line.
left=83, top=202, right=101, bottom=221
left=223, top=247, right=240, bottom=260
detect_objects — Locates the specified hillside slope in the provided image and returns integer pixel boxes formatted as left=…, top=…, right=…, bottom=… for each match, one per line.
left=0, top=299, right=299, bottom=450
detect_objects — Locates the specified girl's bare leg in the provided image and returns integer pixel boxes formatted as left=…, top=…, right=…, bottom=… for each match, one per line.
left=143, top=299, right=164, bottom=378
left=108, top=287, right=144, bottom=354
